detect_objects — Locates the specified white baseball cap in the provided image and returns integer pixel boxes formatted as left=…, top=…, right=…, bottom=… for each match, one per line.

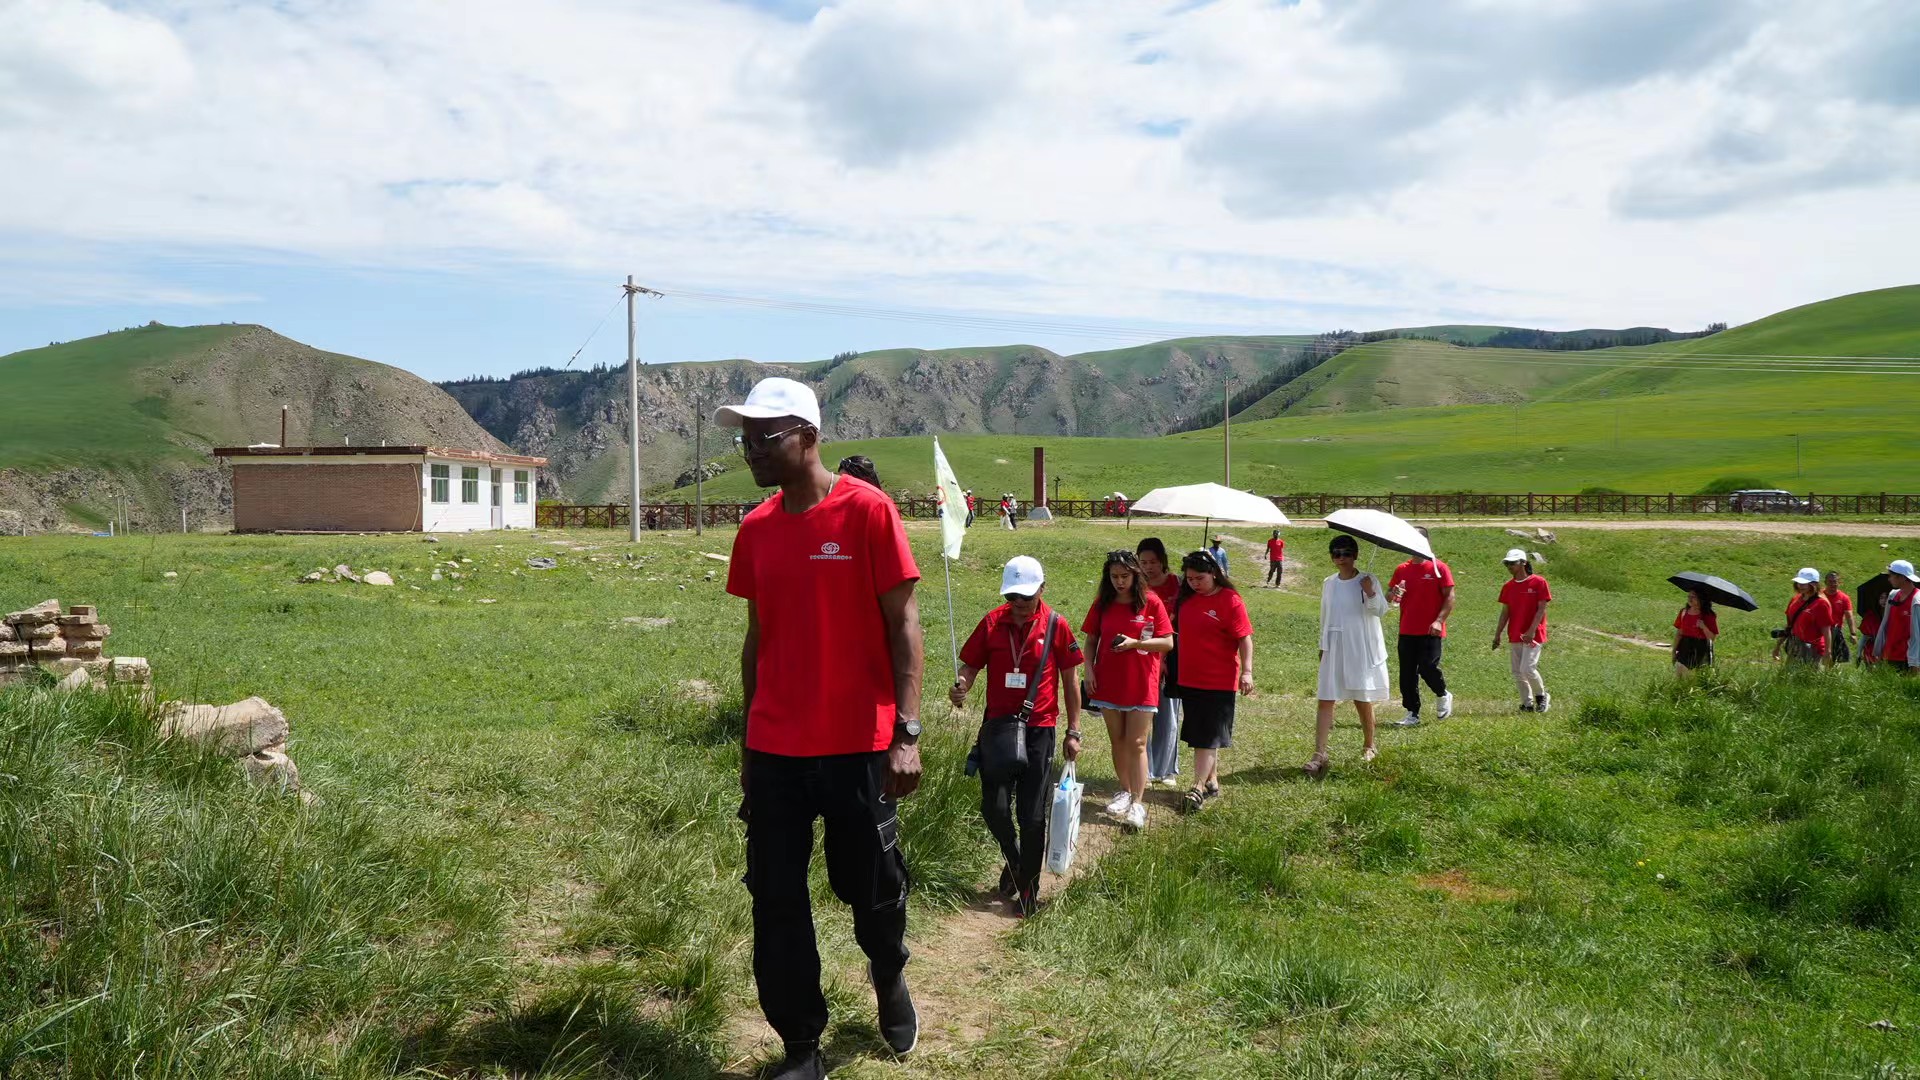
left=1001, top=555, right=1045, bottom=597
left=713, top=377, right=821, bottom=429
left=1502, top=548, right=1529, bottom=563
left=1888, top=559, right=1920, bottom=582
left=1792, top=567, right=1821, bottom=585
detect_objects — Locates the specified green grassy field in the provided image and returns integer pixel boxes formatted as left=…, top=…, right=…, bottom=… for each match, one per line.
left=675, top=286, right=1920, bottom=503
left=3, top=520, right=1916, bottom=1076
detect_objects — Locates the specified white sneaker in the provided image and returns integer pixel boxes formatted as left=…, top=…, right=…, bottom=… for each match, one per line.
left=1124, top=802, right=1147, bottom=831
left=1519, top=698, right=1536, bottom=712
left=1536, top=692, right=1552, bottom=714
left=1436, top=692, right=1454, bottom=720
left=1393, top=710, right=1422, bottom=728
left=1104, top=790, right=1133, bottom=816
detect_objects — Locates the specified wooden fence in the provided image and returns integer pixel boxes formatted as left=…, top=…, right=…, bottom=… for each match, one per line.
left=538, top=492, right=1920, bottom=529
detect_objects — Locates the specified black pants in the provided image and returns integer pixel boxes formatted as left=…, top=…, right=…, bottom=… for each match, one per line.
left=1396, top=634, right=1447, bottom=714
left=979, top=725, right=1056, bottom=896
left=1265, top=559, right=1283, bottom=586
left=743, top=750, right=911, bottom=1048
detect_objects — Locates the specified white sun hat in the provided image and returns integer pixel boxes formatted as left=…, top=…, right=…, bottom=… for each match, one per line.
left=1888, top=558, right=1920, bottom=583
left=1792, top=567, right=1821, bottom=585
left=1502, top=548, right=1529, bottom=563
left=1001, top=555, right=1045, bottom=597
left=713, top=377, right=821, bottom=429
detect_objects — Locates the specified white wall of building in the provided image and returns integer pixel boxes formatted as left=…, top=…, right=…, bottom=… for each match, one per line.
left=420, top=457, right=539, bottom=532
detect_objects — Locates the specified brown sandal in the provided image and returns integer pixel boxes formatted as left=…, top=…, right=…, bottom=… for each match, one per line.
left=1302, top=752, right=1330, bottom=780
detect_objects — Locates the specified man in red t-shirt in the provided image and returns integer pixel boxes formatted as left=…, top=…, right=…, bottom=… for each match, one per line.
left=1387, top=527, right=1454, bottom=726
left=720, top=377, right=925, bottom=1079
left=950, top=556, right=1084, bottom=913
left=1264, top=529, right=1286, bottom=588
left=1823, top=571, right=1856, bottom=666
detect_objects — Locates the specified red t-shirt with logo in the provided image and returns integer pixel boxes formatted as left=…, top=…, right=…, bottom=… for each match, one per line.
left=1174, top=588, right=1253, bottom=691
left=1148, top=574, right=1181, bottom=606
left=958, top=602, right=1083, bottom=727
left=1499, top=574, right=1552, bottom=645
left=1266, top=538, right=1285, bottom=562
left=725, top=476, right=920, bottom=756
left=1877, top=589, right=1912, bottom=659
left=1080, top=593, right=1169, bottom=708
left=1825, top=589, right=1853, bottom=625
left=1674, top=610, right=1719, bottom=639
left=1786, top=594, right=1835, bottom=651
left=1390, top=558, right=1454, bottom=638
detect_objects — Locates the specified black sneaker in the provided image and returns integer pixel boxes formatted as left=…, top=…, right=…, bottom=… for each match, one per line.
left=769, top=1044, right=826, bottom=1080
left=996, top=864, right=1017, bottom=900
left=871, top=965, right=919, bottom=1055
left=1014, top=886, right=1038, bottom=918
left=1536, top=693, right=1552, bottom=714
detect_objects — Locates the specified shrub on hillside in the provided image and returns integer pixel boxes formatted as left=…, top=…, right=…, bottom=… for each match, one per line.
left=1696, top=476, right=1776, bottom=495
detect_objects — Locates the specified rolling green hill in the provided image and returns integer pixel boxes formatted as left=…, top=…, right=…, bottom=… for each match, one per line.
left=0, top=323, right=506, bottom=531
left=671, top=285, right=1920, bottom=503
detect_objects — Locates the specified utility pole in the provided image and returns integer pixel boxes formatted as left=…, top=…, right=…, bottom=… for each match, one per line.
left=693, top=393, right=706, bottom=537
left=624, top=276, right=662, bottom=542
left=1223, top=373, right=1235, bottom=487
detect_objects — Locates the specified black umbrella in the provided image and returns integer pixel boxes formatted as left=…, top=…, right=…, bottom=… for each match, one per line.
left=1667, top=571, right=1758, bottom=612
left=1856, top=573, right=1893, bottom=621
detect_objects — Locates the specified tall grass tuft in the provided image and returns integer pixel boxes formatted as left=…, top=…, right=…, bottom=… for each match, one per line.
left=0, top=686, right=513, bottom=1077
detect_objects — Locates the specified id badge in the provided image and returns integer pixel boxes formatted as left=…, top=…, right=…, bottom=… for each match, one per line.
left=1004, top=671, right=1029, bottom=690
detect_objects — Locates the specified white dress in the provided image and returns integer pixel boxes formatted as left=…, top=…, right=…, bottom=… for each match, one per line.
left=1317, top=571, right=1390, bottom=702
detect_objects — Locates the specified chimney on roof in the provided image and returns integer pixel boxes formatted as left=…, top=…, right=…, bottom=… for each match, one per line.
left=279, top=404, right=287, bottom=448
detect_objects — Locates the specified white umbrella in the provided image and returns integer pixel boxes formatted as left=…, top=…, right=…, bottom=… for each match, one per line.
left=1130, top=483, right=1291, bottom=534
left=1324, top=508, right=1433, bottom=559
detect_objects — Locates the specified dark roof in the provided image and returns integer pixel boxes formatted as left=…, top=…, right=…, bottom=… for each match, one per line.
left=212, top=446, right=547, bottom=467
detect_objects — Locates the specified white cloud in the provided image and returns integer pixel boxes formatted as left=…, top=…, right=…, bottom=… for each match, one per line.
left=0, top=0, right=1915, bottom=337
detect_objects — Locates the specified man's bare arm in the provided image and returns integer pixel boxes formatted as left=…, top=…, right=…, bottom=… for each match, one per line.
left=878, top=580, right=925, bottom=798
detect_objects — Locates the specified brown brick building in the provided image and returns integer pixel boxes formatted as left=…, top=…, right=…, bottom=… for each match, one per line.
left=214, top=446, right=547, bottom=533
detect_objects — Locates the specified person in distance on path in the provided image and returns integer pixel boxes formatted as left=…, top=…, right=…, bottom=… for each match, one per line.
left=1135, top=537, right=1184, bottom=788
left=964, top=489, right=976, bottom=529
left=1774, top=568, right=1834, bottom=665
left=1081, top=549, right=1173, bottom=832
left=1823, top=571, right=1856, bottom=666
left=719, top=377, right=925, bottom=1080
left=1671, top=590, right=1718, bottom=677
left=1303, top=534, right=1390, bottom=778
left=1207, top=535, right=1231, bottom=575
left=1387, top=526, right=1454, bottom=727
left=1264, top=529, right=1286, bottom=588
left=1492, top=549, right=1552, bottom=713
left=951, top=556, right=1084, bottom=916
left=1173, top=550, right=1254, bottom=813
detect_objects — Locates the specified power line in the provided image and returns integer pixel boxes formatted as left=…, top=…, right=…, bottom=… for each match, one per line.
left=561, top=290, right=628, bottom=369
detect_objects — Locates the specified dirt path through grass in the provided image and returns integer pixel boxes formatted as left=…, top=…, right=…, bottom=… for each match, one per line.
left=720, top=775, right=1134, bottom=1076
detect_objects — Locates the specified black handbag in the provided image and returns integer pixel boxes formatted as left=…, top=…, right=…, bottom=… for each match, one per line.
left=977, top=613, right=1061, bottom=779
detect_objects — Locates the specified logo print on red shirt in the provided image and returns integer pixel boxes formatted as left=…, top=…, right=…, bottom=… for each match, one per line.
left=810, top=540, right=852, bottom=562
left=821, top=542, right=841, bottom=555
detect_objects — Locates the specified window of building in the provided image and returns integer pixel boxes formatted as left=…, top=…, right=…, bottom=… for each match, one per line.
left=461, top=466, right=480, bottom=504
left=514, top=470, right=530, bottom=504
left=430, top=463, right=449, bottom=503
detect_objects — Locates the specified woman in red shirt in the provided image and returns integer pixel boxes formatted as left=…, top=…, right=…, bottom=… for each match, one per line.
left=1671, top=590, right=1718, bottom=676
left=1135, top=538, right=1184, bottom=787
left=1173, top=550, right=1255, bottom=814
left=1082, top=550, right=1172, bottom=832
left=1773, top=567, right=1835, bottom=664
left=1492, top=549, right=1553, bottom=713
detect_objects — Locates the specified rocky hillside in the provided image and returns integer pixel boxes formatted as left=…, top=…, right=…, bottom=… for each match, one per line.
left=0, top=324, right=508, bottom=533
left=442, top=335, right=1317, bottom=503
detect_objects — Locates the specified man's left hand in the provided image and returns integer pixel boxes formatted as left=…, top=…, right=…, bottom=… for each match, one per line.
left=1429, top=620, right=1445, bottom=636
left=885, top=739, right=923, bottom=799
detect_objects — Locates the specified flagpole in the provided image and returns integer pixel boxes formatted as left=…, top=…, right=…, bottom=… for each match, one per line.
left=942, top=554, right=960, bottom=674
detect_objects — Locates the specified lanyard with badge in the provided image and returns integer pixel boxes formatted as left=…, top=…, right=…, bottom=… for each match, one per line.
left=1005, top=616, right=1042, bottom=690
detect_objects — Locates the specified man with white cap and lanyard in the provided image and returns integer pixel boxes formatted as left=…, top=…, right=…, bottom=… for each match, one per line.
left=718, top=377, right=925, bottom=1080
left=950, top=555, right=1084, bottom=916
left=1875, top=559, right=1920, bottom=671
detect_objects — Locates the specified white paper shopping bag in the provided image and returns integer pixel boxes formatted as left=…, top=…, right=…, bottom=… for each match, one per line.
left=1046, top=761, right=1083, bottom=875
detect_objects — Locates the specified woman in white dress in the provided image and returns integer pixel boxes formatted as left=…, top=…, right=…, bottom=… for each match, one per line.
left=1304, top=534, right=1390, bottom=778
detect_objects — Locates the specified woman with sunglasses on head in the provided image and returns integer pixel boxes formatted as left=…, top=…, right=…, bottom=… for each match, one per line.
left=1135, top=537, right=1184, bottom=787
left=1303, top=534, right=1390, bottom=778
left=1081, top=550, right=1173, bottom=831
left=1173, top=550, right=1254, bottom=814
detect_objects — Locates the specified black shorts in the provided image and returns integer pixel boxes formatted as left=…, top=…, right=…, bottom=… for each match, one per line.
left=1177, top=687, right=1237, bottom=748
left=1675, top=635, right=1713, bottom=669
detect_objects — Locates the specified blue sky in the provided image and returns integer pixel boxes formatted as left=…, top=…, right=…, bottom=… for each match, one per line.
left=3, top=0, right=1916, bottom=381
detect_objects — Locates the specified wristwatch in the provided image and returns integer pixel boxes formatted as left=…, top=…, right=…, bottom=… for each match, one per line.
left=894, top=717, right=922, bottom=743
